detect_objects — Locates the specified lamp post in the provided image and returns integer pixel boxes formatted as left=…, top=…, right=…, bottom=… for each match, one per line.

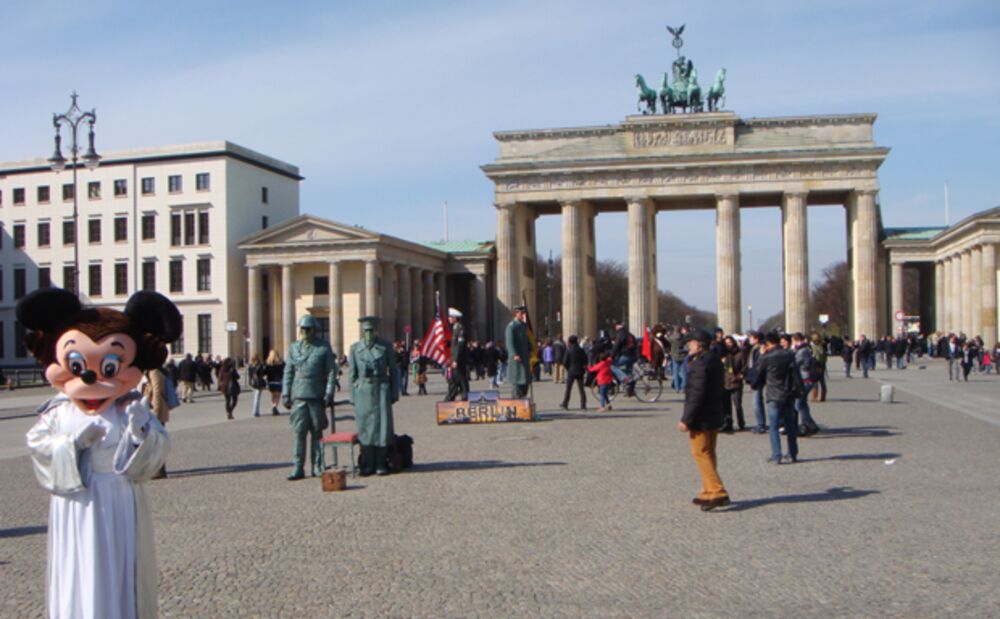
left=747, top=304, right=753, bottom=331
left=48, top=93, right=100, bottom=295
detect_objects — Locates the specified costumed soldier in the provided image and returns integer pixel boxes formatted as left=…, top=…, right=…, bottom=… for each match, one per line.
left=282, top=315, right=337, bottom=481
left=445, top=307, right=469, bottom=401
left=349, top=316, right=401, bottom=476
left=505, top=305, right=532, bottom=399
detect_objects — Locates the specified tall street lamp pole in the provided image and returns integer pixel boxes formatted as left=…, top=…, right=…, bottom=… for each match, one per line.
left=48, top=92, right=100, bottom=295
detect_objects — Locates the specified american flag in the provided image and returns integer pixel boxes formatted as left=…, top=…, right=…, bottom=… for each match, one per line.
left=419, top=293, right=451, bottom=366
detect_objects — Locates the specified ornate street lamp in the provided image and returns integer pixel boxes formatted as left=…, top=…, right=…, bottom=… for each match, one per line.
left=48, top=92, right=100, bottom=295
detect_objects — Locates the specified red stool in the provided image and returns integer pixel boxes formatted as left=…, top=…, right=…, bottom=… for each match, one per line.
left=321, top=432, right=359, bottom=477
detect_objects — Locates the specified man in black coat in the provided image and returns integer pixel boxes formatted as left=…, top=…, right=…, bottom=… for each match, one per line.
left=678, top=329, right=730, bottom=511
left=752, top=332, right=800, bottom=464
left=559, top=335, right=589, bottom=410
left=445, top=308, right=469, bottom=401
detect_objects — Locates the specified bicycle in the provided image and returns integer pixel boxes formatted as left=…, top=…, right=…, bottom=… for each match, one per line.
left=589, top=360, right=664, bottom=403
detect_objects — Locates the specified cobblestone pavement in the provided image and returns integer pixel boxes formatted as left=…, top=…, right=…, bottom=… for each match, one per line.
left=1, top=361, right=998, bottom=617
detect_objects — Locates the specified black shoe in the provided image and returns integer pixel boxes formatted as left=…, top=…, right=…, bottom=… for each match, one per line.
left=375, top=468, right=389, bottom=476
left=559, top=403, right=568, bottom=410
left=287, top=471, right=305, bottom=481
left=783, top=455, right=798, bottom=464
left=272, top=407, right=280, bottom=416
left=700, top=496, right=731, bottom=511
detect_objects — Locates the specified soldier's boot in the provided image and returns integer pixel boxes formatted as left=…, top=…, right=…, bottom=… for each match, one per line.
left=359, top=445, right=375, bottom=476
left=375, top=446, right=390, bottom=476
left=310, top=436, right=324, bottom=477
left=287, top=433, right=306, bottom=480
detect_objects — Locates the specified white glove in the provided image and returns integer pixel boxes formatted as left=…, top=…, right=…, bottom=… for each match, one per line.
left=74, top=423, right=107, bottom=450
left=126, top=399, right=152, bottom=439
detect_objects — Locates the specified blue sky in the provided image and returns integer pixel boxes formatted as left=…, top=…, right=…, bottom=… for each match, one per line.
left=3, top=0, right=998, bottom=323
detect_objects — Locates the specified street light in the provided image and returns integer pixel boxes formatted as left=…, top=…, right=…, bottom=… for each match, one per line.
left=49, top=92, right=100, bottom=295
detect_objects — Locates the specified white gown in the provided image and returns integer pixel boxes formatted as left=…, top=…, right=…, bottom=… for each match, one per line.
left=26, top=395, right=170, bottom=619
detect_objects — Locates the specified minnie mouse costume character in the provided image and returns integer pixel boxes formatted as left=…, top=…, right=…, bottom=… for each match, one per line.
left=22, top=288, right=181, bottom=619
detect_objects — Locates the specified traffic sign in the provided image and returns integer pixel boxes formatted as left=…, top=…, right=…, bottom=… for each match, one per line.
left=894, top=310, right=904, bottom=322
left=225, top=321, right=238, bottom=332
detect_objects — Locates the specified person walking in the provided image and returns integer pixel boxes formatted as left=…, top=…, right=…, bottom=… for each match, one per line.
left=961, top=342, right=975, bottom=382
left=265, top=350, right=286, bottom=415
left=856, top=335, right=874, bottom=379
left=588, top=352, right=615, bottom=412
left=945, top=335, right=962, bottom=381
left=752, top=332, right=801, bottom=464
left=720, top=335, right=746, bottom=433
left=668, top=325, right=689, bottom=392
left=559, top=335, right=588, bottom=410
left=218, top=358, right=241, bottom=420
left=678, top=329, right=730, bottom=511
left=552, top=336, right=566, bottom=384
left=141, top=365, right=171, bottom=479
left=396, top=341, right=410, bottom=396
left=809, top=332, right=828, bottom=401
left=411, top=342, right=428, bottom=395
left=177, top=352, right=196, bottom=403
left=841, top=339, right=855, bottom=378
left=744, top=331, right=767, bottom=433
left=792, top=333, right=821, bottom=436
left=485, top=341, right=501, bottom=389
left=505, top=305, right=532, bottom=399
left=247, top=354, right=267, bottom=417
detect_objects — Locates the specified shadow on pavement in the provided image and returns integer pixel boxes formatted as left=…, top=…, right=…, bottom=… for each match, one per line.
left=408, top=460, right=567, bottom=473
left=0, top=525, right=47, bottom=539
left=801, top=452, right=901, bottom=462
left=168, top=462, right=290, bottom=478
left=723, top=486, right=880, bottom=512
left=539, top=411, right=659, bottom=421
left=809, top=426, right=899, bottom=439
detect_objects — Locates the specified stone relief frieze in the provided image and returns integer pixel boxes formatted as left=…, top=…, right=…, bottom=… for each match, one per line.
left=632, top=127, right=730, bottom=149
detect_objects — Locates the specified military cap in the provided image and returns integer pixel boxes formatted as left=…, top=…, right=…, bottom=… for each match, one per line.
left=513, top=305, right=528, bottom=312
left=298, top=315, right=319, bottom=330
left=358, top=316, right=380, bottom=330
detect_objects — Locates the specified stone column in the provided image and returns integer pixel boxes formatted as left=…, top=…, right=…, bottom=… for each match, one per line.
left=397, top=264, right=411, bottom=339
left=850, top=190, right=878, bottom=339
left=423, top=270, right=435, bottom=325
left=495, top=202, right=519, bottom=339
left=328, top=261, right=343, bottom=355
left=647, top=204, right=659, bottom=326
left=281, top=264, right=295, bottom=356
left=960, top=250, right=972, bottom=335
left=582, top=204, right=598, bottom=339
left=934, top=261, right=945, bottom=333
left=473, top=271, right=488, bottom=341
left=982, top=243, right=998, bottom=349
left=715, top=193, right=741, bottom=333
left=382, top=263, right=397, bottom=341
left=891, top=262, right=904, bottom=331
left=412, top=267, right=424, bottom=338
left=269, top=268, right=282, bottom=354
left=970, top=246, right=983, bottom=338
left=782, top=192, right=809, bottom=333
left=364, top=260, right=379, bottom=318
left=247, top=265, right=262, bottom=360
left=626, top=197, right=654, bottom=333
left=561, top=200, right=585, bottom=338
left=950, top=256, right=961, bottom=333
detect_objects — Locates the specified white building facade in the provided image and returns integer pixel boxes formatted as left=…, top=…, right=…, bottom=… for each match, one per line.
left=0, top=141, right=300, bottom=366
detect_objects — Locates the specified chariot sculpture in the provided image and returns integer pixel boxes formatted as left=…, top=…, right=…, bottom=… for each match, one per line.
left=634, top=24, right=726, bottom=115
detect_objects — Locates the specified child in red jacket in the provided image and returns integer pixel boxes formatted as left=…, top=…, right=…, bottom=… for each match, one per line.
left=588, top=353, right=615, bottom=412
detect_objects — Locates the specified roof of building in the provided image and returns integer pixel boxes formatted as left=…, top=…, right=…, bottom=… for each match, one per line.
left=422, top=240, right=495, bottom=254
left=883, top=227, right=949, bottom=241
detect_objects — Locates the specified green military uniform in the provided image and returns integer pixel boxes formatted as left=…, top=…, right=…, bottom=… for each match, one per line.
left=505, top=314, right=531, bottom=399
left=282, top=315, right=337, bottom=480
left=348, top=316, right=400, bottom=476
left=445, top=315, right=469, bottom=401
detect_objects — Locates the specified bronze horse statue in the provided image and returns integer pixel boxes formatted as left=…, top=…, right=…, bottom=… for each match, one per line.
left=635, top=74, right=657, bottom=114
left=707, top=68, right=726, bottom=112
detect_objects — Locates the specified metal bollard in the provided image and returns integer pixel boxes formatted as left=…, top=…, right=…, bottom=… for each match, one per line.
left=879, top=384, right=894, bottom=404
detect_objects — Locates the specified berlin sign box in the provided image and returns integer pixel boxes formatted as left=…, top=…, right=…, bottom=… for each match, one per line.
left=436, top=395, right=535, bottom=425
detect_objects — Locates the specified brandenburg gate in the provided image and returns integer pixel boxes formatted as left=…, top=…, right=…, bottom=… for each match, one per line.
left=482, top=111, right=889, bottom=339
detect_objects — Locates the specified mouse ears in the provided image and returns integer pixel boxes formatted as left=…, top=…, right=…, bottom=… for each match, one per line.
left=15, top=288, right=83, bottom=333
left=125, top=291, right=182, bottom=343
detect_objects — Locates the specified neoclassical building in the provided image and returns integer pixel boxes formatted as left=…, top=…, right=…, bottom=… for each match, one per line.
left=885, top=207, right=999, bottom=348
left=482, top=112, right=889, bottom=340
left=238, top=215, right=495, bottom=357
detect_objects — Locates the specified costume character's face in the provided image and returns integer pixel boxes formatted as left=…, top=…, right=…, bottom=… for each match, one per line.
left=299, top=326, right=314, bottom=343
left=45, top=329, right=142, bottom=415
left=363, top=327, right=376, bottom=345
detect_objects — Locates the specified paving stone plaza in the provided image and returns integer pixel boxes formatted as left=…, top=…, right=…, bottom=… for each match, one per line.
left=1, top=361, right=997, bottom=617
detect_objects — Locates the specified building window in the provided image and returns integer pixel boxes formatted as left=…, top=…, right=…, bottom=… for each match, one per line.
left=314, top=276, right=329, bottom=295
left=168, top=175, right=182, bottom=193
left=196, top=258, right=211, bottom=291
left=170, top=214, right=181, bottom=246
left=13, top=188, right=25, bottom=205
left=14, top=268, right=26, bottom=300
left=184, top=212, right=195, bottom=245
left=261, top=187, right=269, bottom=203
left=170, top=333, right=184, bottom=355
left=114, top=263, right=128, bottom=295
left=37, top=222, right=50, bottom=247
left=141, top=177, right=155, bottom=195
left=88, top=219, right=101, bottom=243
left=63, top=220, right=76, bottom=245
left=169, top=259, right=183, bottom=293
left=196, top=173, right=210, bottom=191
left=88, top=264, right=102, bottom=297
left=261, top=215, right=269, bottom=229
left=197, top=314, right=212, bottom=354
left=63, top=265, right=76, bottom=294
left=114, top=216, right=128, bottom=242
left=114, top=179, right=127, bottom=197
left=62, top=184, right=74, bottom=201
left=198, top=211, right=209, bottom=244
left=37, top=186, right=50, bottom=203
left=88, top=181, right=101, bottom=199
left=0, top=321, right=4, bottom=358
left=0, top=269, right=3, bottom=300
left=142, top=214, right=156, bottom=240
left=141, top=262, right=156, bottom=291
left=15, top=322, right=27, bottom=358
left=38, top=267, right=51, bottom=289
left=13, top=224, right=25, bottom=249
